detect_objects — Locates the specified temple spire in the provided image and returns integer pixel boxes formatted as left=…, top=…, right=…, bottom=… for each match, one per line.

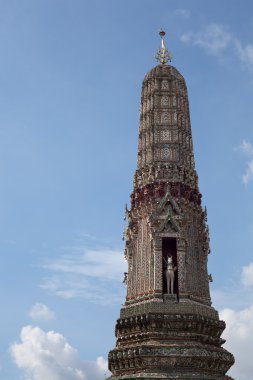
left=155, top=29, right=172, bottom=64
left=107, top=36, right=234, bottom=380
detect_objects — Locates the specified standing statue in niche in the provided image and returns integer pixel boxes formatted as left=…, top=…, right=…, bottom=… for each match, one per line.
left=165, top=256, right=177, bottom=294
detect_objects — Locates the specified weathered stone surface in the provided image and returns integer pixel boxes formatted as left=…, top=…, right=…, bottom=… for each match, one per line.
left=107, top=61, right=234, bottom=379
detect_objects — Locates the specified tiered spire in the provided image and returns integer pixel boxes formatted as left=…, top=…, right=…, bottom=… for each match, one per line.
left=107, top=31, right=234, bottom=380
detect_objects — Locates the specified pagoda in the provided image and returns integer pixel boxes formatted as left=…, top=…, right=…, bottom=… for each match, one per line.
left=107, top=31, right=234, bottom=380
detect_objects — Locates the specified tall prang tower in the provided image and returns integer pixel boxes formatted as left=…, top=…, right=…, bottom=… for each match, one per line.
left=108, top=31, right=234, bottom=380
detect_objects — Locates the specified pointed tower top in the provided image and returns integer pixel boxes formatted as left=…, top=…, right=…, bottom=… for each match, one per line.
left=155, top=29, right=172, bottom=64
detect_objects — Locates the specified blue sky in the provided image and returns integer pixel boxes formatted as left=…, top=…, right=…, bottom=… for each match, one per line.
left=1, top=1, right=253, bottom=379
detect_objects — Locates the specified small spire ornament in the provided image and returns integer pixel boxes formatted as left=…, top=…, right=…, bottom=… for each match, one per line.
left=155, top=29, right=172, bottom=64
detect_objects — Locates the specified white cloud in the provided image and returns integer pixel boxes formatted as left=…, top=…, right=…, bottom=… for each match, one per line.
left=235, top=140, right=253, bottom=184
left=237, top=140, right=253, bottom=156
left=181, top=24, right=232, bottom=55
left=235, top=39, right=253, bottom=69
left=211, top=263, right=253, bottom=379
left=212, top=260, right=253, bottom=312
left=29, top=303, right=55, bottom=321
left=181, top=23, right=253, bottom=71
left=42, top=249, right=125, bottom=281
left=242, top=160, right=253, bottom=184
left=40, top=248, right=127, bottom=304
left=242, top=262, right=253, bottom=287
left=10, top=325, right=110, bottom=380
left=220, top=305, right=253, bottom=380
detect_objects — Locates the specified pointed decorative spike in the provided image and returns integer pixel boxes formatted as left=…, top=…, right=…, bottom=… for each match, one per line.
left=155, top=29, right=172, bottom=64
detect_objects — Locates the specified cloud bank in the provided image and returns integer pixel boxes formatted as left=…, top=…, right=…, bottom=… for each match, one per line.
left=10, top=325, right=109, bottom=380
left=213, top=261, right=253, bottom=380
left=221, top=305, right=253, bottom=380
left=40, top=248, right=127, bottom=304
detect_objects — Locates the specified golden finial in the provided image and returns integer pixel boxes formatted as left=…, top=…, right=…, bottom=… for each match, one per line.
left=155, top=29, right=172, bottom=64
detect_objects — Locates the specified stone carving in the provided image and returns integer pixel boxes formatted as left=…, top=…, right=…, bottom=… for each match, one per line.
left=161, top=79, right=169, bottom=89
left=161, top=111, right=169, bottom=123
left=109, top=313, right=234, bottom=378
left=161, top=95, right=169, bottom=106
left=164, top=256, right=177, bottom=294
left=123, top=272, right=128, bottom=285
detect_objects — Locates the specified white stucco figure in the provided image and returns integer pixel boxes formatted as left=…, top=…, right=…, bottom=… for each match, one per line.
left=165, top=256, right=177, bottom=294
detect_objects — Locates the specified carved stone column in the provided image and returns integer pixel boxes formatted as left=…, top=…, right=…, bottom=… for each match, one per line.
left=177, top=238, right=187, bottom=295
left=153, top=238, right=163, bottom=298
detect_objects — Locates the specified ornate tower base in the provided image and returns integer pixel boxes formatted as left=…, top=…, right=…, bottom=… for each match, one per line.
left=108, top=300, right=234, bottom=380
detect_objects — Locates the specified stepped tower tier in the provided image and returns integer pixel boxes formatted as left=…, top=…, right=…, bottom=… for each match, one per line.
left=107, top=31, right=234, bottom=380
left=135, top=64, right=197, bottom=191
